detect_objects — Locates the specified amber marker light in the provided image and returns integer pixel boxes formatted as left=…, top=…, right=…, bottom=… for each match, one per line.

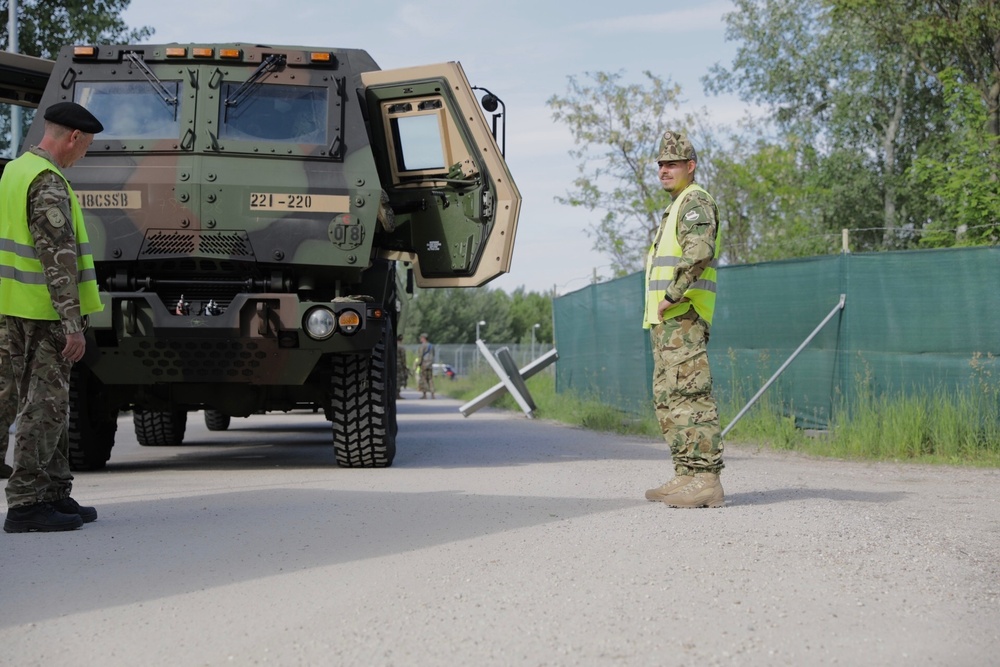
left=73, top=46, right=97, bottom=58
left=192, top=48, right=214, bottom=58
left=310, top=52, right=332, bottom=63
left=337, top=310, right=361, bottom=335
left=219, top=49, right=242, bottom=59
left=165, top=47, right=187, bottom=58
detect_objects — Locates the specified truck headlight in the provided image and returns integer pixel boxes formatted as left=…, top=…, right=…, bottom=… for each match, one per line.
left=304, top=307, right=336, bottom=340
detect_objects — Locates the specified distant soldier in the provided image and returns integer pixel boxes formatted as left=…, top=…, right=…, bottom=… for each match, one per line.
left=417, top=332, right=435, bottom=399
left=0, top=102, right=104, bottom=532
left=642, top=131, right=725, bottom=509
left=396, top=334, right=409, bottom=398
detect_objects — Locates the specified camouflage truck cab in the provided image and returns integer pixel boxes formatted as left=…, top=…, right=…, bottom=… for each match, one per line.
left=7, top=43, right=520, bottom=469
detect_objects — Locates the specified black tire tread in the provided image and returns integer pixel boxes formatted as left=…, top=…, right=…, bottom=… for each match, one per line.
left=134, top=409, right=188, bottom=446
left=204, top=409, right=231, bottom=431
left=330, top=322, right=397, bottom=467
left=68, top=365, right=118, bottom=471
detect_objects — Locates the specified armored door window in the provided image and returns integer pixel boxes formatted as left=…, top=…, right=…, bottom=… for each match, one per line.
left=391, top=113, right=446, bottom=171
left=219, top=83, right=327, bottom=144
left=75, top=81, right=181, bottom=139
left=382, top=96, right=469, bottom=183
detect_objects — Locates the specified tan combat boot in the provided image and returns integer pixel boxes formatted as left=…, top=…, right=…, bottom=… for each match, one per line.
left=665, top=472, right=724, bottom=508
left=644, top=475, right=694, bottom=501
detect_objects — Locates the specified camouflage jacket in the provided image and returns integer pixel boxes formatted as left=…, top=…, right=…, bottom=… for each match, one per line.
left=25, top=147, right=85, bottom=334
left=662, top=185, right=719, bottom=303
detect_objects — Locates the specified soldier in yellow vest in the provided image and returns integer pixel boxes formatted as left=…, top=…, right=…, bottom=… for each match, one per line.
left=1, top=102, right=104, bottom=532
left=642, top=131, right=725, bottom=508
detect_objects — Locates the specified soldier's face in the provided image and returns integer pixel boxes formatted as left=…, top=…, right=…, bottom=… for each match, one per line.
left=658, top=160, right=695, bottom=195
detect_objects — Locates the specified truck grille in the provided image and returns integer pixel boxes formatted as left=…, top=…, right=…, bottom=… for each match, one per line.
left=134, top=339, right=271, bottom=379
left=140, top=230, right=254, bottom=258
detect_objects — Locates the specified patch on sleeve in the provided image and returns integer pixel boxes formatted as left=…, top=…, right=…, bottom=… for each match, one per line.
left=45, top=207, right=67, bottom=228
left=683, top=209, right=701, bottom=222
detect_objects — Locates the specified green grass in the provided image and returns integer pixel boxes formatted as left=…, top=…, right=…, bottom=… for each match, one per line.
left=439, top=366, right=1000, bottom=468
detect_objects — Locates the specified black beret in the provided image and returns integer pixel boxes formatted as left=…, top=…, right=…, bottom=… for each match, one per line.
left=43, top=102, right=104, bottom=134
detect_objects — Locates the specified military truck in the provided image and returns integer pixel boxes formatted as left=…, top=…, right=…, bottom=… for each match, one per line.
left=0, top=43, right=520, bottom=469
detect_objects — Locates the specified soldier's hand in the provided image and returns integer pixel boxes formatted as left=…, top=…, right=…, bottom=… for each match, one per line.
left=62, top=331, right=86, bottom=363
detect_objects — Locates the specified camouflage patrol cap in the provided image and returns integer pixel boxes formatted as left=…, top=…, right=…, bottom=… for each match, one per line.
left=655, top=131, right=697, bottom=163
left=43, top=102, right=104, bottom=133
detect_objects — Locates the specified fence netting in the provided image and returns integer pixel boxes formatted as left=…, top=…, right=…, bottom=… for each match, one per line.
left=553, top=247, right=1000, bottom=429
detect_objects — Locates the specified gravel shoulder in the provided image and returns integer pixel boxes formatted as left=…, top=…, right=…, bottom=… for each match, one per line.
left=1, top=392, right=997, bottom=666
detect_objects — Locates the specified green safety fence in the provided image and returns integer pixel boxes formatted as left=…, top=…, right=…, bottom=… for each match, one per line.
left=553, top=246, right=1000, bottom=429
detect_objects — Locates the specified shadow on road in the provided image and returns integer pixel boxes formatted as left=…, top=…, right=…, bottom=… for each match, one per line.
left=726, top=487, right=910, bottom=506
left=93, top=397, right=666, bottom=473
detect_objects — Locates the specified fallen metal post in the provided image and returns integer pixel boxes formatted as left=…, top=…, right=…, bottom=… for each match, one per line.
left=721, top=294, right=846, bottom=438
left=459, top=344, right=559, bottom=418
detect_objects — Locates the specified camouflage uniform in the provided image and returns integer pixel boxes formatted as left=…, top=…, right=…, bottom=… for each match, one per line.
left=648, top=139, right=724, bottom=477
left=417, top=335, right=435, bottom=397
left=0, top=315, right=17, bottom=477
left=396, top=336, right=409, bottom=394
left=2, top=147, right=86, bottom=508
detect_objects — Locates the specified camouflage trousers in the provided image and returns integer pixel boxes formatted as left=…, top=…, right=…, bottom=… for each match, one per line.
left=418, top=366, right=434, bottom=394
left=650, top=309, right=724, bottom=475
left=0, top=316, right=18, bottom=463
left=4, top=317, right=74, bottom=508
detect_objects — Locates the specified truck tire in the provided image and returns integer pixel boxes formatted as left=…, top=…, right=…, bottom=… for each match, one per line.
left=68, top=364, right=118, bottom=471
left=134, top=409, right=188, bottom=446
left=204, top=409, right=231, bottom=431
left=330, top=320, right=397, bottom=467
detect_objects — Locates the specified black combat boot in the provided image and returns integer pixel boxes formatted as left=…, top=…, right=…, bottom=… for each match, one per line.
left=50, top=497, right=98, bottom=523
left=4, top=502, right=84, bottom=532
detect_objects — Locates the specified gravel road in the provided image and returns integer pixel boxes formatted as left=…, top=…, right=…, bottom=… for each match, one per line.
left=1, top=391, right=997, bottom=666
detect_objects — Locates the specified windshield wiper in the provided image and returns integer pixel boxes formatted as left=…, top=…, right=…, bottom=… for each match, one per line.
left=123, top=51, right=178, bottom=109
left=224, top=54, right=286, bottom=108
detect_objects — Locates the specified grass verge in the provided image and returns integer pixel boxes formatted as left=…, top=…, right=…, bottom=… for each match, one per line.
left=437, top=371, right=1000, bottom=467
left=438, top=371, right=660, bottom=437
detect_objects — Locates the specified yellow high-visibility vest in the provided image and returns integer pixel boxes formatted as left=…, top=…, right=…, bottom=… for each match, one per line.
left=0, top=151, right=103, bottom=320
left=643, top=183, right=721, bottom=328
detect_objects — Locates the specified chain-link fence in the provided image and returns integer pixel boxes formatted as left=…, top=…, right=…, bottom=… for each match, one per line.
left=401, top=343, right=556, bottom=380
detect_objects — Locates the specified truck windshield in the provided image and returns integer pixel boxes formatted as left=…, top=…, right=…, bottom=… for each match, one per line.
left=220, top=83, right=327, bottom=144
left=75, top=81, right=181, bottom=139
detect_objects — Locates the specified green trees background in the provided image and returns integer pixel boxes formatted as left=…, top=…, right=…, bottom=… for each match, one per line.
left=550, top=0, right=1000, bottom=269
left=399, top=286, right=553, bottom=346
left=0, top=0, right=152, bottom=155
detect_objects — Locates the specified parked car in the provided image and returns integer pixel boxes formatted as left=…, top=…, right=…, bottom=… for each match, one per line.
left=432, top=363, right=457, bottom=380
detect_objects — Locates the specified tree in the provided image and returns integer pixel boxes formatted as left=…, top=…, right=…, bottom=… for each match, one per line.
left=1, top=0, right=153, bottom=154
left=1, top=0, right=152, bottom=58
left=400, top=286, right=552, bottom=345
left=705, top=0, right=999, bottom=253
left=832, top=0, right=1000, bottom=136
left=508, top=287, right=552, bottom=344
left=547, top=71, right=696, bottom=275
left=704, top=0, right=950, bottom=251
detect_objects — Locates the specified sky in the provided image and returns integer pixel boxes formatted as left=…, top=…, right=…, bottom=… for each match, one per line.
left=119, top=0, right=747, bottom=295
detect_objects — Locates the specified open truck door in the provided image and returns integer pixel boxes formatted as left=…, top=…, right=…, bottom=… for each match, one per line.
left=362, top=62, right=521, bottom=288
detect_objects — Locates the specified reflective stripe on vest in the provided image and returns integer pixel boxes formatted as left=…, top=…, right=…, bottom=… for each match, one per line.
left=0, top=151, right=103, bottom=320
left=643, top=183, right=721, bottom=328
